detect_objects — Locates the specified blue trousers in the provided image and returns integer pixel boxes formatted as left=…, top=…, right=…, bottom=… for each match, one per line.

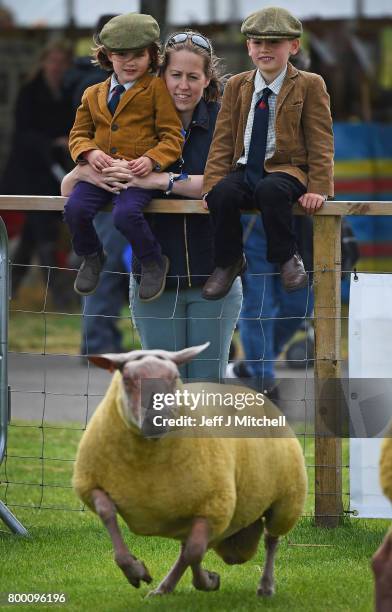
left=81, top=212, right=129, bottom=354
left=64, top=181, right=160, bottom=262
left=130, top=277, right=243, bottom=381
left=238, top=215, right=314, bottom=386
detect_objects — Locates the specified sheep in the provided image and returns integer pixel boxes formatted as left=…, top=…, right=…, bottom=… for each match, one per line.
left=73, top=343, right=307, bottom=597
left=373, top=436, right=392, bottom=611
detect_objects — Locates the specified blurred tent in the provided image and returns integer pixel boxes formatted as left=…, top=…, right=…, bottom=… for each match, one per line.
left=0, top=1, right=138, bottom=27
left=1, top=0, right=391, bottom=27
left=334, top=123, right=392, bottom=257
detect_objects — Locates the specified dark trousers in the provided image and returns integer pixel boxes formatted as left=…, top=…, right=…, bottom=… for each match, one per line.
left=11, top=211, right=63, bottom=300
left=64, top=181, right=161, bottom=263
left=206, top=169, right=306, bottom=266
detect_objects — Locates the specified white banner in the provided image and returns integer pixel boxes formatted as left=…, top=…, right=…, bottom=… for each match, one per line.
left=349, top=273, right=392, bottom=518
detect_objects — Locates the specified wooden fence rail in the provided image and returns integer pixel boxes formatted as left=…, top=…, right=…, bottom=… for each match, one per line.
left=1, top=196, right=392, bottom=215
left=2, top=196, right=392, bottom=527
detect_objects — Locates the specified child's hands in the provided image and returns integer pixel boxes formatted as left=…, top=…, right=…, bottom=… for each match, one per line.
left=83, top=150, right=114, bottom=172
left=298, top=193, right=326, bottom=215
left=128, top=156, right=154, bottom=177
left=202, top=193, right=209, bottom=210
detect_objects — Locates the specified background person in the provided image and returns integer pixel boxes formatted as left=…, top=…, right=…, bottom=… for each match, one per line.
left=230, top=214, right=314, bottom=395
left=62, top=31, right=242, bottom=380
left=66, top=15, right=116, bottom=113
left=1, top=39, right=74, bottom=307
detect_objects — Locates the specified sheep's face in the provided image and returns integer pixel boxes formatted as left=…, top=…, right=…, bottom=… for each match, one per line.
left=89, top=343, right=210, bottom=431
left=121, top=354, right=179, bottom=429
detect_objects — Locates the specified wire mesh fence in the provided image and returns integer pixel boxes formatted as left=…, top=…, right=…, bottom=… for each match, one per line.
left=3, top=198, right=389, bottom=530
left=0, top=259, right=352, bottom=525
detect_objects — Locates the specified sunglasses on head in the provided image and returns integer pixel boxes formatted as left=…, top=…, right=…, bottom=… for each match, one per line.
left=166, top=32, right=212, bottom=54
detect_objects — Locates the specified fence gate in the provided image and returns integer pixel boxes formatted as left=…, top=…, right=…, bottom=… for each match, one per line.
left=0, top=217, right=28, bottom=535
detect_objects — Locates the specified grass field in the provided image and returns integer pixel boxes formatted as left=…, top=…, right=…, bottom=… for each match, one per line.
left=8, top=277, right=140, bottom=354
left=0, top=421, right=382, bottom=612
left=0, top=512, right=388, bottom=612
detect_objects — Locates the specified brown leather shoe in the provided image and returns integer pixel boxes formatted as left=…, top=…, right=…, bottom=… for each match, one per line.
left=139, top=255, right=170, bottom=302
left=280, top=253, right=308, bottom=292
left=202, top=255, right=246, bottom=300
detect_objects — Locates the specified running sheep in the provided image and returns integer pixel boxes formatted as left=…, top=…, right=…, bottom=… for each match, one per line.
left=73, top=343, right=307, bottom=597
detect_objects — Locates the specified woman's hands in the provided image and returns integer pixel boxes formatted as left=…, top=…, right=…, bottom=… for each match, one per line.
left=61, top=163, right=123, bottom=196
left=101, top=160, right=169, bottom=190
left=63, top=159, right=206, bottom=198
left=61, top=160, right=168, bottom=196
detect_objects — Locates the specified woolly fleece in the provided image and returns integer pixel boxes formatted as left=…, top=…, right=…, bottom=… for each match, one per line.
left=73, top=372, right=307, bottom=549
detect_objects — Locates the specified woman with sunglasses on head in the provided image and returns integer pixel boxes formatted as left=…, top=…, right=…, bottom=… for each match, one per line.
left=62, top=31, right=242, bottom=380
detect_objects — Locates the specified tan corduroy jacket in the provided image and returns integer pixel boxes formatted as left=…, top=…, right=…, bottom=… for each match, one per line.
left=203, top=63, right=334, bottom=197
left=69, top=73, right=183, bottom=170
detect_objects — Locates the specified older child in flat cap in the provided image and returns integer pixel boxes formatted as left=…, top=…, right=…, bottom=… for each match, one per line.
left=65, top=13, right=183, bottom=301
left=202, top=6, right=334, bottom=299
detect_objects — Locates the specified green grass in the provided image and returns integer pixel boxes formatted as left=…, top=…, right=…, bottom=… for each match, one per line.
left=9, top=285, right=140, bottom=354
left=0, top=421, right=374, bottom=611
left=0, top=515, right=388, bottom=612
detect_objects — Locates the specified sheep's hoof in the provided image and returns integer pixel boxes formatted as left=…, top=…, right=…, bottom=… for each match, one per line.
left=193, top=570, right=220, bottom=591
left=115, top=554, right=152, bottom=588
left=257, top=581, right=275, bottom=598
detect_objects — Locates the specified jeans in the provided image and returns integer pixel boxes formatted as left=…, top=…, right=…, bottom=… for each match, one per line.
left=130, top=277, right=243, bottom=381
left=81, top=212, right=129, bottom=354
left=238, top=215, right=314, bottom=386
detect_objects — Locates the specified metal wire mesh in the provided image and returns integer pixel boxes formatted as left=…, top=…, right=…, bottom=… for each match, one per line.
left=0, top=262, right=351, bottom=521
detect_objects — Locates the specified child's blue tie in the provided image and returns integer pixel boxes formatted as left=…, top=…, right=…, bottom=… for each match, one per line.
left=108, top=84, right=125, bottom=115
left=244, top=87, right=272, bottom=191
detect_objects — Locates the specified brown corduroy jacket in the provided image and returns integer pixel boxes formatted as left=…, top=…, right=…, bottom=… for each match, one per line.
left=203, top=63, right=334, bottom=197
left=69, top=73, right=183, bottom=170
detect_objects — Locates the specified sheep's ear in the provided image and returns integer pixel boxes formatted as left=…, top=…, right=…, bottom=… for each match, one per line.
left=88, top=354, right=129, bottom=372
left=170, top=342, right=210, bottom=366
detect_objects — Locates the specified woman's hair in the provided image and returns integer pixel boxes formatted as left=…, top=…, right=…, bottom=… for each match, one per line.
left=160, top=31, right=225, bottom=103
left=28, top=38, right=73, bottom=82
left=92, top=35, right=160, bottom=74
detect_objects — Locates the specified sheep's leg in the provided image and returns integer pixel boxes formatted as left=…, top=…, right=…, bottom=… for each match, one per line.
left=91, top=488, right=152, bottom=588
left=147, top=543, right=187, bottom=597
left=148, top=517, right=212, bottom=596
left=372, top=532, right=392, bottom=612
left=257, top=532, right=279, bottom=597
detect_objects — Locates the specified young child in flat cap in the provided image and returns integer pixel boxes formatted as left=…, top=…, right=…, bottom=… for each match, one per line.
left=65, top=13, right=183, bottom=301
left=202, top=6, right=334, bottom=299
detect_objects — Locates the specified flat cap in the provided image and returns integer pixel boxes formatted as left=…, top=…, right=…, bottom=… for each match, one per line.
left=241, top=7, right=302, bottom=40
left=99, top=13, right=160, bottom=51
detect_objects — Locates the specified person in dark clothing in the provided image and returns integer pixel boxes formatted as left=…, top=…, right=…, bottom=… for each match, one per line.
left=1, top=39, right=74, bottom=305
left=65, top=14, right=116, bottom=113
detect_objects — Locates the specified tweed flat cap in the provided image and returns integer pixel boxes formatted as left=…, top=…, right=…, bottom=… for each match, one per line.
left=241, top=7, right=302, bottom=40
left=99, top=13, right=160, bottom=51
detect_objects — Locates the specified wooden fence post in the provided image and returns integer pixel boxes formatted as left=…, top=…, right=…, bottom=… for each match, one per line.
left=313, top=215, right=343, bottom=527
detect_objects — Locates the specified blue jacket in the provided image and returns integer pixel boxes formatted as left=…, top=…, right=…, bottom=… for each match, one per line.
left=132, top=99, right=219, bottom=289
